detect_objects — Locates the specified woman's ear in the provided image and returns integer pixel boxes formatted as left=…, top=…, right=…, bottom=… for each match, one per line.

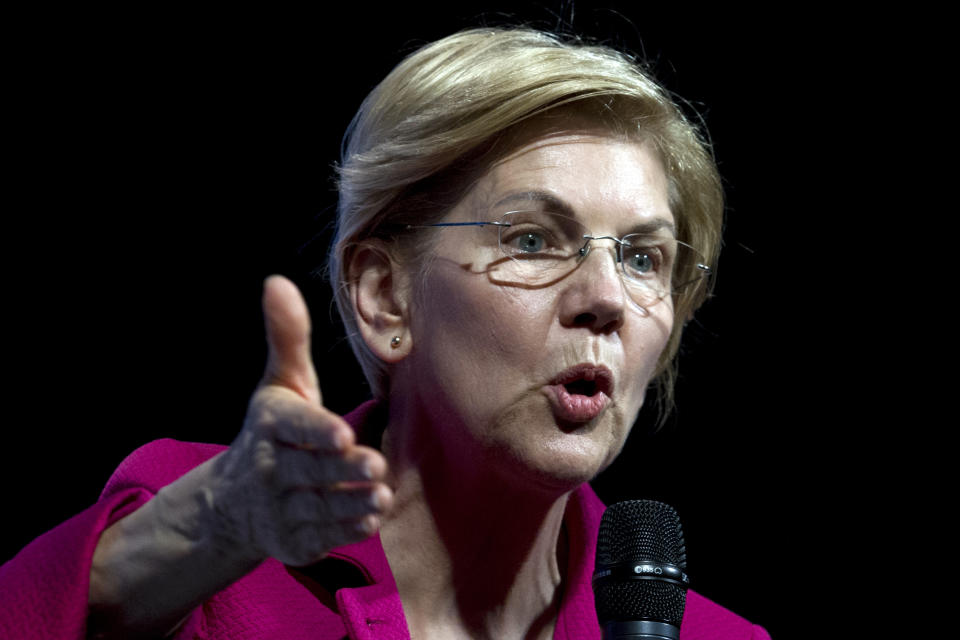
left=349, top=241, right=413, bottom=363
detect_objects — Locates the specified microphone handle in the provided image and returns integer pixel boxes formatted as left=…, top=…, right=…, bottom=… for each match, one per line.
left=601, top=620, right=681, bottom=639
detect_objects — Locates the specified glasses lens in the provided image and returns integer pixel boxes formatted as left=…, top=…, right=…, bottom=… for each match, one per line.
left=619, top=234, right=683, bottom=305
left=493, top=211, right=709, bottom=307
left=495, top=210, right=586, bottom=283
left=621, top=236, right=711, bottom=305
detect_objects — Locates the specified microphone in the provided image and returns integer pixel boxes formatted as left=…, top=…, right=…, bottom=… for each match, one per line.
left=593, top=500, right=690, bottom=639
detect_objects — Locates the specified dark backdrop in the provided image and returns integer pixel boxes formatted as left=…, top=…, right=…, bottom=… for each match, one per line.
left=5, top=4, right=873, bottom=636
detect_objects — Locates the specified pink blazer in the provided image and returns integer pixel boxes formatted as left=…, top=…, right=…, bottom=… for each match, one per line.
left=0, top=403, right=770, bottom=639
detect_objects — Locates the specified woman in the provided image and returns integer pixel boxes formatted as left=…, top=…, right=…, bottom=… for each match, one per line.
left=1, top=28, right=768, bottom=639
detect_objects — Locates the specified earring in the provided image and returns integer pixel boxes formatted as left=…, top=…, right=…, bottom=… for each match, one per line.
left=390, top=336, right=402, bottom=349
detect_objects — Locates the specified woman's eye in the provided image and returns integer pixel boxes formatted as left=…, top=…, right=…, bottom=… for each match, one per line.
left=516, top=233, right=545, bottom=252
left=625, top=250, right=657, bottom=274
left=505, top=230, right=548, bottom=253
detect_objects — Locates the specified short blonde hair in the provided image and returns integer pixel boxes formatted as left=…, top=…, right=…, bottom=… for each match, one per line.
left=328, top=28, right=723, bottom=418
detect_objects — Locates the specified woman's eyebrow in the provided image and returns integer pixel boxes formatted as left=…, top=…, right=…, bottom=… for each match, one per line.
left=494, top=190, right=676, bottom=237
left=493, top=190, right=575, bottom=217
left=629, top=218, right=677, bottom=238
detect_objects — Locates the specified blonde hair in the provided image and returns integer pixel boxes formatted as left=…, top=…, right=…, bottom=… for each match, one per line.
left=329, top=27, right=723, bottom=419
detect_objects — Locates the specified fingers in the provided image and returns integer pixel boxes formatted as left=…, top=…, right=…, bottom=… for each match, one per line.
left=244, top=383, right=392, bottom=510
left=271, top=445, right=387, bottom=487
left=283, top=515, right=382, bottom=566
left=281, top=484, right=393, bottom=526
left=261, top=275, right=322, bottom=406
left=260, top=472, right=393, bottom=567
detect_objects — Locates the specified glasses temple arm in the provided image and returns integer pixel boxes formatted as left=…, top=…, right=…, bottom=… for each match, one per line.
left=404, top=221, right=511, bottom=230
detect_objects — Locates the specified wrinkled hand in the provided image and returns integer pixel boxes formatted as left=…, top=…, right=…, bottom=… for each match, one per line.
left=211, top=275, right=393, bottom=566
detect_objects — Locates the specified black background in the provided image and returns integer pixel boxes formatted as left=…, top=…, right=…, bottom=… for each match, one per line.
left=4, top=3, right=888, bottom=637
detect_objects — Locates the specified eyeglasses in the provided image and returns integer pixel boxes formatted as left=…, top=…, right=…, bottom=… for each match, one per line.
left=404, top=210, right=711, bottom=308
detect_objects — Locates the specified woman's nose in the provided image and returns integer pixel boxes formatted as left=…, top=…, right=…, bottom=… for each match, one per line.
left=557, top=244, right=628, bottom=334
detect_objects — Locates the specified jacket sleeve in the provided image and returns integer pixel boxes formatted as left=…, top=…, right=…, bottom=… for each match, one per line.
left=0, top=487, right=154, bottom=639
left=0, top=439, right=226, bottom=640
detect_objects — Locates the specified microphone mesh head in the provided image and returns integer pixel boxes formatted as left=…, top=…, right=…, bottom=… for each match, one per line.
left=594, top=500, right=688, bottom=626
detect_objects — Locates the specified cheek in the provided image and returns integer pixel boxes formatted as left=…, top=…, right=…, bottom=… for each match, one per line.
left=634, top=308, right=674, bottom=391
left=431, top=277, right=553, bottom=369
left=613, top=304, right=674, bottom=411
left=487, top=287, right=555, bottom=354
left=414, top=266, right=552, bottom=374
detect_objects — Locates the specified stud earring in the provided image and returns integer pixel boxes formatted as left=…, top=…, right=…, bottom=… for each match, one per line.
left=390, top=336, right=402, bottom=349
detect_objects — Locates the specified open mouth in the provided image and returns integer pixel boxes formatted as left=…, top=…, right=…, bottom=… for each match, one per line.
left=553, top=364, right=614, bottom=397
left=564, top=378, right=599, bottom=396
left=546, top=364, right=614, bottom=423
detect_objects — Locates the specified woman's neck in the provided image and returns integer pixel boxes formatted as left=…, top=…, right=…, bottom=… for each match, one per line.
left=379, top=408, right=573, bottom=640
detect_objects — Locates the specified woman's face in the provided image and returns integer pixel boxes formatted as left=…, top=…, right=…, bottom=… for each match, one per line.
left=398, top=130, right=675, bottom=492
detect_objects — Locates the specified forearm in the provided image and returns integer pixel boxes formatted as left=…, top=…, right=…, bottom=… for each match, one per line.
left=88, top=453, right=264, bottom=637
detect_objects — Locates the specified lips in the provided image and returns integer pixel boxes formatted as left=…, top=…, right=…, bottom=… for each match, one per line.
left=545, top=364, right=614, bottom=423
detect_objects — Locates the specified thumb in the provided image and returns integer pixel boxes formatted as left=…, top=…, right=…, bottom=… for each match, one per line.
left=260, top=274, right=322, bottom=406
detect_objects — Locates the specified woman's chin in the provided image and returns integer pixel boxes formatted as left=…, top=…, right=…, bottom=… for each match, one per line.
left=470, top=400, right=628, bottom=494
left=486, top=431, right=620, bottom=496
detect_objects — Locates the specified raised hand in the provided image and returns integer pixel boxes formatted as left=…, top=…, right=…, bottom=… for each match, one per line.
left=88, top=276, right=393, bottom=634
left=211, top=275, right=393, bottom=566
